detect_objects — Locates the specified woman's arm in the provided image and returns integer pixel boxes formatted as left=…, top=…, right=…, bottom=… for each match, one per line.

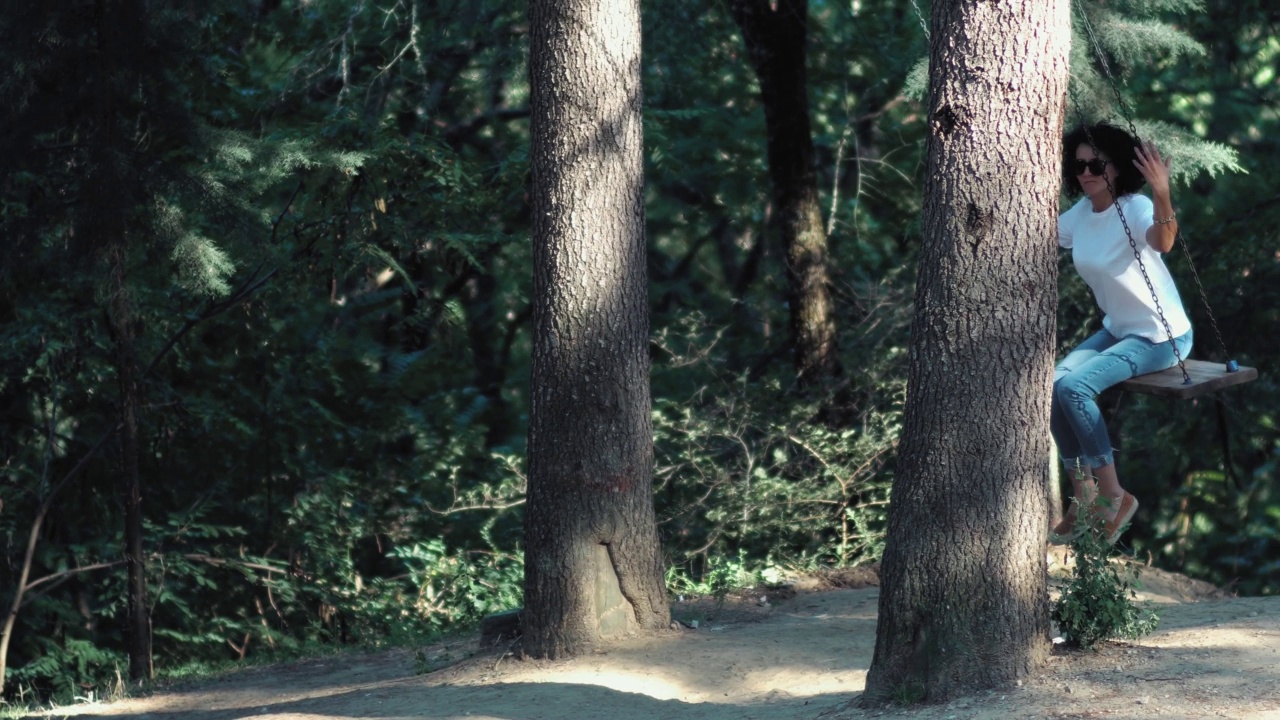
left=1135, top=141, right=1176, bottom=252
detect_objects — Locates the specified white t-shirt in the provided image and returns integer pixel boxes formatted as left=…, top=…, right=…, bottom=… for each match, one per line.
left=1058, top=194, right=1191, bottom=342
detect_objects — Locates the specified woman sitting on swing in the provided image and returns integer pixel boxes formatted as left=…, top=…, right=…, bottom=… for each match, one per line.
left=1052, top=122, right=1192, bottom=545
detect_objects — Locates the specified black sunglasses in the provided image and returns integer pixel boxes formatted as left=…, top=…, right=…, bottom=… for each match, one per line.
left=1072, top=158, right=1110, bottom=176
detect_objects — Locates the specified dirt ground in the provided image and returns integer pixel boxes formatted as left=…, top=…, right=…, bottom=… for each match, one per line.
left=47, top=556, right=1280, bottom=720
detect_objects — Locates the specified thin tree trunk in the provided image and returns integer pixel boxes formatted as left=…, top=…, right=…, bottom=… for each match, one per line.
left=109, top=244, right=152, bottom=681
left=730, top=0, right=838, bottom=383
left=94, top=0, right=152, bottom=681
left=523, top=0, right=670, bottom=659
left=864, top=0, right=1069, bottom=703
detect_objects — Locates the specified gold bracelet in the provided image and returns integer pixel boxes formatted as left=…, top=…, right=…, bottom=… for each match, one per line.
left=1154, top=213, right=1177, bottom=225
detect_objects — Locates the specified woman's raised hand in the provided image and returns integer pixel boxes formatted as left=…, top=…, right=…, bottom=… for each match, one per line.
left=1134, top=141, right=1172, bottom=199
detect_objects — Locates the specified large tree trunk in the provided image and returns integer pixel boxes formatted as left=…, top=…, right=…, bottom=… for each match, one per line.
left=523, top=0, right=671, bottom=659
left=863, top=0, right=1069, bottom=703
left=730, top=0, right=838, bottom=383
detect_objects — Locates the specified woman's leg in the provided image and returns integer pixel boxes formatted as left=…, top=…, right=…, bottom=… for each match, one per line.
left=1055, top=330, right=1194, bottom=537
left=1051, top=331, right=1118, bottom=460
left=1050, top=330, right=1118, bottom=534
left=1050, top=462, right=1096, bottom=542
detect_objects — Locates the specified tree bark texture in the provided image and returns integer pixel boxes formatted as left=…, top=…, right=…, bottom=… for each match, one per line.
left=524, top=0, right=671, bottom=659
left=730, top=0, right=838, bottom=383
left=864, top=0, right=1069, bottom=703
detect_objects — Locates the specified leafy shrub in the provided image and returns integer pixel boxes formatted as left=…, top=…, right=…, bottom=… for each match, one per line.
left=654, top=384, right=896, bottom=572
left=666, top=550, right=759, bottom=605
left=651, top=301, right=907, bottom=584
left=3, top=638, right=125, bottom=705
left=1052, top=509, right=1160, bottom=649
left=391, top=536, right=524, bottom=634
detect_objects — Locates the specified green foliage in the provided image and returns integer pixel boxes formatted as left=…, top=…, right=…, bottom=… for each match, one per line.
left=1052, top=510, right=1160, bottom=649
left=4, top=639, right=125, bottom=705
left=1066, top=0, right=1238, bottom=184
left=1106, top=0, right=1205, bottom=13
left=902, top=57, right=930, bottom=100
left=1129, top=120, right=1243, bottom=183
left=900, top=0, right=1240, bottom=189
left=1101, top=0, right=1280, bottom=596
left=666, top=551, right=759, bottom=606
left=1, top=0, right=533, bottom=703
left=654, top=386, right=896, bottom=567
left=169, top=232, right=238, bottom=298
left=391, top=537, right=524, bottom=634
left=651, top=298, right=908, bottom=577
left=1092, top=12, right=1206, bottom=69
left=2, top=0, right=1278, bottom=708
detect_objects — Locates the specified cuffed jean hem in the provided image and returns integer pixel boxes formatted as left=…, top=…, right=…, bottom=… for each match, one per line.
left=1059, top=452, right=1115, bottom=470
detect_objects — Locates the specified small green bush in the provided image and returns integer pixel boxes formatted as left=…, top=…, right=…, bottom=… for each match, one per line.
left=1052, top=508, right=1160, bottom=649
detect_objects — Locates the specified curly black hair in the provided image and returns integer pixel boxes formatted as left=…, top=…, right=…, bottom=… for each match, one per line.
left=1062, top=122, right=1146, bottom=198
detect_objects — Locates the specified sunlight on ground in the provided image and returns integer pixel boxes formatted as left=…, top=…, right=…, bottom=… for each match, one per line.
left=1153, top=635, right=1280, bottom=649
left=539, top=668, right=691, bottom=701
left=738, top=667, right=867, bottom=698
left=40, top=591, right=1280, bottom=720
left=529, top=665, right=867, bottom=704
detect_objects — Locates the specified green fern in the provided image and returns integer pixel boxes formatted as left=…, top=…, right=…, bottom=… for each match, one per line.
left=1091, top=12, right=1206, bottom=70
left=171, top=233, right=237, bottom=297
left=902, top=56, right=929, bottom=100
left=1103, top=0, right=1205, bottom=17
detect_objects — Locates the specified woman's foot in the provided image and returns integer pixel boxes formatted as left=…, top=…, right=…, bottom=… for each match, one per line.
left=1049, top=506, right=1081, bottom=545
left=1100, top=492, right=1139, bottom=545
left=1056, top=491, right=1139, bottom=546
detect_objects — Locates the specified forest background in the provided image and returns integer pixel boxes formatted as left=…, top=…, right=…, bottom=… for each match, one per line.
left=1, top=0, right=1277, bottom=706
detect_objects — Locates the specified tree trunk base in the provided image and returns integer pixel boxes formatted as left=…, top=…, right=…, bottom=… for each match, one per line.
left=592, top=543, right=635, bottom=639
left=480, top=609, right=522, bottom=646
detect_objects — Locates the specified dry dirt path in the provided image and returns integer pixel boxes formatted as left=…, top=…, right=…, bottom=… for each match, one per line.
left=50, top=565, right=1280, bottom=720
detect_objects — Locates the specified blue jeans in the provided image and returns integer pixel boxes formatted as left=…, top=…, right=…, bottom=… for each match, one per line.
left=1051, top=328, right=1193, bottom=469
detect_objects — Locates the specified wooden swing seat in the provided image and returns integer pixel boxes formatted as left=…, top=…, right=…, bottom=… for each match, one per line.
left=1120, top=359, right=1258, bottom=400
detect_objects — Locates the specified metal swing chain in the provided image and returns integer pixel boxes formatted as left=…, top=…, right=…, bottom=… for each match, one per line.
left=1172, top=213, right=1233, bottom=370
left=1073, top=0, right=1235, bottom=376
